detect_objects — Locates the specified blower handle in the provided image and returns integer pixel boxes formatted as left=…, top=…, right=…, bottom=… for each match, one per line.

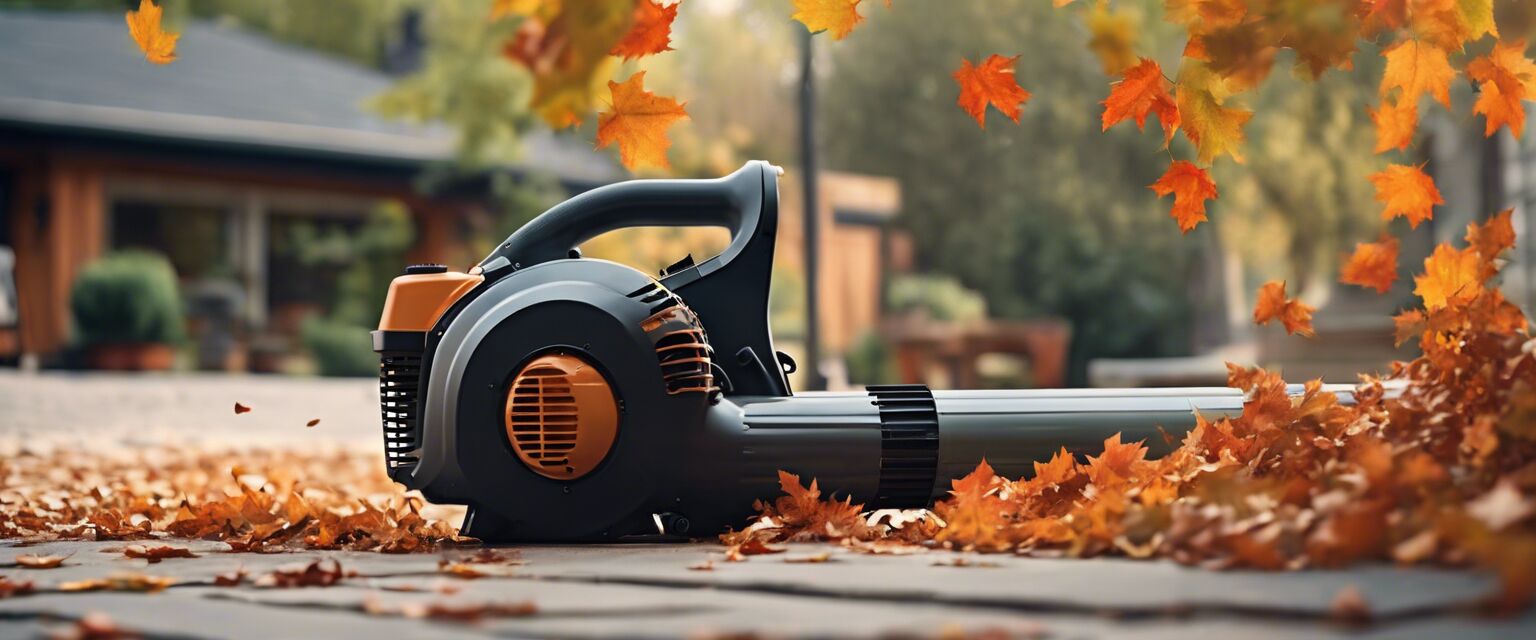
left=480, top=161, right=779, bottom=272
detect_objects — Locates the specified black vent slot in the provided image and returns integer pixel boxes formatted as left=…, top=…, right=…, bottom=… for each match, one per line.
left=868, top=384, right=939, bottom=509
left=379, top=353, right=424, bottom=480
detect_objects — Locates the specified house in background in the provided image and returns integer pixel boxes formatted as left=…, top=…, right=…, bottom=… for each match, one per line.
left=0, top=10, right=620, bottom=369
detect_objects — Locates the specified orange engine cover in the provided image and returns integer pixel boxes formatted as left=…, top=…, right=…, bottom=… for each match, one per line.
left=503, top=353, right=619, bottom=480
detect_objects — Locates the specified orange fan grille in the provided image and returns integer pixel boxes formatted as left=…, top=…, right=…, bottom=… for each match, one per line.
left=504, top=354, right=618, bottom=480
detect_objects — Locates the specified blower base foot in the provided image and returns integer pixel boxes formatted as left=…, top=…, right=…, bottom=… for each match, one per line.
left=460, top=506, right=515, bottom=542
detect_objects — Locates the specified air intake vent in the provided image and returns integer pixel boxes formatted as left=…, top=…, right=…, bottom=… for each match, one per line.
left=504, top=354, right=618, bottom=481
left=378, top=354, right=424, bottom=478
left=633, top=281, right=718, bottom=396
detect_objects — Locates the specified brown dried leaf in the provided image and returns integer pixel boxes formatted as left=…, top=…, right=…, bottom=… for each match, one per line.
left=123, top=544, right=197, bottom=563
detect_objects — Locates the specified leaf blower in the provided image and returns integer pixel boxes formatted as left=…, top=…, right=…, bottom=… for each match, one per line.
left=373, top=161, right=1283, bottom=542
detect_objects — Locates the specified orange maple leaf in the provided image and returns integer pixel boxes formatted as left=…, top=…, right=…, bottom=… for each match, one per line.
left=1369, top=98, right=1417, bottom=153
left=1467, top=209, right=1516, bottom=264
left=1175, top=62, right=1252, bottom=165
left=1369, top=163, right=1442, bottom=228
left=1253, top=280, right=1315, bottom=336
left=610, top=0, right=677, bottom=60
left=1102, top=58, right=1179, bottom=144
left=1031, top=447, right=1079, bottom=489
left=792, top=0, right=864, bottom=40
left=596, top=72, right=689, bottom=171
left=1340, top=236, right=1400, bottom=294
left=1466, top=40, right=1536, bottom=138
left=953, top=54, right=1031, bottom=129
left=1085, top=434, right=1148, bottom=488
left=1149, top=160, right=1218, bottom=233
left=1414, top=243, right=1483, bottom=311
left=125, top=0, right=178, bottom=65
left=1379, top=39, right=1454, bottom=108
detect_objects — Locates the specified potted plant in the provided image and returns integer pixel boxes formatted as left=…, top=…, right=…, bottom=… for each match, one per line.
left=70, top=251, right=185, bottom=371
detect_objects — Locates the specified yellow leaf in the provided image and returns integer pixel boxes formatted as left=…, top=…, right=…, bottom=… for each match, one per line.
left=1457, top=0, right=1499, bottom=41
left=125, top=0, right=178, bottom=65
left=1087, top=6, right=1138, bottom=76
left=792, top=0, right=864, bottom=40
left=1175, top=62, right=1252, bottom=165
left=504, top=0, right=634, bottom=128
left=596, top=72, right=689, bottom=171
left=1379, top=39, right=1455, bottom=108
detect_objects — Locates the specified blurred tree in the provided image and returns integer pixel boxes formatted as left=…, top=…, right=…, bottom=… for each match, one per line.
left=819, top=0, right=1195, bottom=383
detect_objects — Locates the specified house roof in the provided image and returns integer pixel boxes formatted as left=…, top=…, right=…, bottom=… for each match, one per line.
left=0, top=10, right=620, bottom=184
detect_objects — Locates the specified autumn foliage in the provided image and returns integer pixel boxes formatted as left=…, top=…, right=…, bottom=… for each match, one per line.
left=731, top=217, right=1536, bottom=608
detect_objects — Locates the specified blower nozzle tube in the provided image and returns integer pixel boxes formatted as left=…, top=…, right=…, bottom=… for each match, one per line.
left=724, top=384, right=1350, bottom=513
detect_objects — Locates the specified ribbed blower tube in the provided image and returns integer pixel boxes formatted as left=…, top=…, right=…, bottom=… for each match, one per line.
left=714, top=385, right=1254, bottom=514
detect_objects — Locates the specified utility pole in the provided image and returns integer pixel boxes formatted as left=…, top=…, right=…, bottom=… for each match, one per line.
left=798, top=26, right=826, bottom=391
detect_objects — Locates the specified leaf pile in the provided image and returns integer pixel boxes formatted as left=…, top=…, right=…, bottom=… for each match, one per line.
left=0, top=447, right=462, bottom=553
left=731, top=221, right=1536, bottom=611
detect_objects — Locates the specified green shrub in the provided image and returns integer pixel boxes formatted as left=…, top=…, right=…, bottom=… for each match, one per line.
left=70, top=251, right=185, bottom=347
left=887, top=275, right=987, bottom=323
left=302, top=316, right=377, bottom=377
left=845, top=330, right=896, bottom=386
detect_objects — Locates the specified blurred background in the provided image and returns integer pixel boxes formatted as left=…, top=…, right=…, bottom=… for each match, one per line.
left=2, top=0, right=1534, bottom=391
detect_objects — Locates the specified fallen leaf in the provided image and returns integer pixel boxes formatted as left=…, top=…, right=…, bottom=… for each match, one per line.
left=791, top=0, right=864, bottom=40
left=254, top=559, right=345, bottom=588
left=1370, top=163, right=1442, bottom=228
left=0, top=575, right=36, bottom=599
left=610, top=0, right=677, bottom=59
left=688, top=559, right=715, bottom=571
left=725, top=538, right=785, bottom=561
left=1253, top=281, right=1315, bottom=336
left=782, top=551, right=833, bottom=563
left=1329, top=585, right=1373, bottom=625
left=595, top=71, right=689, bottom=171
left=14, top=554, right=68, bottom=569
left=51, top=612, right=140, bottom=640
left=1340, top=236, right=1400, bottom=294
left=212, top=566, right=247, bottom=587
left=953, top=54, right=1031, bottom=129
left=125, top=0, right=177, bottom=65
left=234, top=402, right=251, bottom=415
left=366, top=599, right=538, bottom=623
left=305, top=419, right=320, bottom=428
left=123, top=545, right=197, bottom=564
left=59, top=573, right=175, bottom=593
left=930, top=556, right=1000, bottom=568
left=439, top=562, right=500, bottom=579
left=1149, top=160, right=1217, bottom=233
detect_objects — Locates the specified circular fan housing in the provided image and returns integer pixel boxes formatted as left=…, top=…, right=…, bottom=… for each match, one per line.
left=503, top=353, right=619, bottom=480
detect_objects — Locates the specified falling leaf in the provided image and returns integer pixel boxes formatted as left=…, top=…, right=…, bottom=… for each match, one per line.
left=503, top=0, right=634, bottom=128
left=791, top=0, right=864, bottom=40
left=234, top=402, right=251, bottom=415
left=1413, top=244, right=1482, bottom=311
left=59, top=573, right=175, bottom=593
left=1379, top=39, right=1454, bottom=108
left=1086, top=6, right=1138, bottom=76
left=1370, top=163, right=1442, bottom=228
left=1468, top=480, right=1534, bottom=531
left=305, top=419, right=320, bottom=428
left=123, top=545, right=197, bottom=564
left=14, top=554, right=67, bottom=569
left=1102, top=58, right=1179, bottom=145
left=596, top=71, right=689, bottom=171
left=1175, top=62, right=1252, bottom=165
left=1369, top=98, right=1417, bottom=153
left=1253, top=281, right=1315, bottom=336
left=610, top=0, right=677, bottom=59
left=1466, top=40, right=1536, bottom=138
left=212, top=566, right=248, bottom=587
left=1149, top=160, right=1218, bottom=233
left=953, top=54, right=1031, bottom=129
left=125, top=0, right=177, bottom=65
left=782, top=551, right=833, bottom=563
left=1340, top=236, right=1400, bottom=294
left=1467, top=209, right=1516, bottom=267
